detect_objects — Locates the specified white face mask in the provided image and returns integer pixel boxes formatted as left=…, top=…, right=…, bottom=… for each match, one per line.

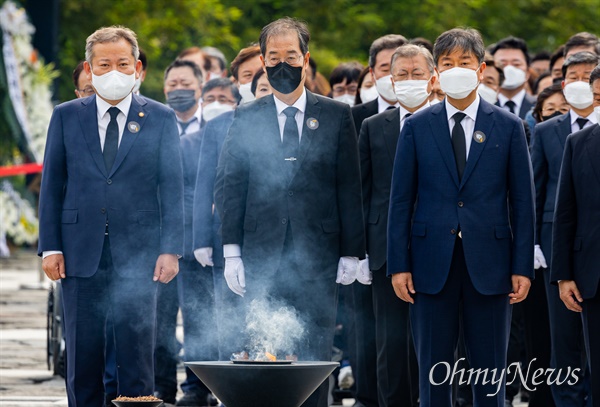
left=133, top=76, right=142, bottom=94
left=394, top=79, right=431, bottom=108
left=238, top=82, right=256, bottom=104
left=92, top=70, right=136, bottom=101
left=439, top=67, right=480, bottom=100
left=334, top=94, right=356, bottom=107
left=375, top=74, right=397, bottom=102
left=477, top=83, right=498, bottom=104
left=360, top=86, right=378, bottom=103
left=501, top=65, right=527, bottom=90
left=202, top=101, right=234, bottom=122
left=595, top=106, right=600, bottom=124
left=563, top=81, right=594, bottom=110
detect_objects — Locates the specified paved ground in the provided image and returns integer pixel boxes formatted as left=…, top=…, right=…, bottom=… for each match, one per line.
left=0, top=248, right=528, bottom=407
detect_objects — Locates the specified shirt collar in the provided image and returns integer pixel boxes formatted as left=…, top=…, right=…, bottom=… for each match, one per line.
left=273, top=88, right=307, bottom=115
left=445, top=94, right=480, bottom=123
left=400, top=102, right=430, bottom=120
left=377, top=95, right=399, bottom=113
left=570, top=109, right=598, bottom=125
left=497, top=88, right=526, bottom=107
left=96, top=93, right=133, bottom=119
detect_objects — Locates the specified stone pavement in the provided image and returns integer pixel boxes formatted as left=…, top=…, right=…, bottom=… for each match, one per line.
left=0, top=248, right=528, bottom=407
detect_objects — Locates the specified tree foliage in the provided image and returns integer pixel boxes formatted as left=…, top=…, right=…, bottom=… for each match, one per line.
left=54, top=0, right=599, bottom=102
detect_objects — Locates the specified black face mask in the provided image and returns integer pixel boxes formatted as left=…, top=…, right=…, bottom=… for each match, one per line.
left=541, top=111, right=563, bottom=122
left=265, top=62, right=303, bottom=94
left=166, top=89, right=197, bottom=113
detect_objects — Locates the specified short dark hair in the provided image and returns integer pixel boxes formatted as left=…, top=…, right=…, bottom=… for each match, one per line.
left=561, top=52, right=600, bottom=78
left=72, top=61, right=86, bottom=89
left=250, top=69, right=266, bottom=95
left=329, top=62, right=363, bottom=87
left=532, top=71, right=552, bottom=94
left=409, top=37, right=433, bottom=54
left=564, top=32, right=600, bottom=56
left=368, top=34, right=407, bottom=68
left=202, top=77, right=241, bottom=104
left=589, top=64, right=600, bottom=86
left=433, top=28, right=485, bottom=65
left=533, top=83, right=565, bottom=122
left=164, top=59, right=203, bottom=84
left=259, top=17, right=310, bottom=56
left=490, top=36, right=530, bottom=66
left=354, top=67, right=372, bottom=106
left=550, top=45, right=566, bottom=77
left=531, top=51, right=551, bottom=63
left=230, top=45, right=261, bottom=81
left=138, top=48, right=147, bottom=71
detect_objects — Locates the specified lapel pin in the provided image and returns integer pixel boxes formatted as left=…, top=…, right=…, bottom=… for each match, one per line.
left=473, top=131, right=486, bottom=143
left=127, top=121, right=140, bottom=133
left=306, top=117, right=319, bottom=130
left=285, top=157, right=297, bottom=161
left=138, top=112, right=145, bottom=118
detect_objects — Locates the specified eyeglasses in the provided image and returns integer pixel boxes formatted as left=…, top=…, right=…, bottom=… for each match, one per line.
left=332, top=85, right=358, bottom=96
left=266, top=55, right=303, bottom=67
left=203, top=95, right=236, bottom=105
left=77, top=87, right=95, bottom=96
left=541, top=107, right=569, bottom=115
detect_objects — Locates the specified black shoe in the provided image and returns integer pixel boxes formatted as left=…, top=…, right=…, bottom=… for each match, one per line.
left=176, top=393, right=208, bottom=406
left=155, top=390, right=177, bottom=405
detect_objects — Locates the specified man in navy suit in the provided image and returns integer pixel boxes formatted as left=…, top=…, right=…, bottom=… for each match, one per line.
left=531, top=51, right=599, bottom=406
left=387, top=28, right=535, bottom=407
left=38, top=26, right=183, bottom=407
left=551, top=64, right=600, bottom=407
left=217, top=18, right=366, bottom=407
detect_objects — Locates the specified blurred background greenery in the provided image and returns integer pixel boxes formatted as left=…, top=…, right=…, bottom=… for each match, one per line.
left=14, top=0, right=600, bottom=102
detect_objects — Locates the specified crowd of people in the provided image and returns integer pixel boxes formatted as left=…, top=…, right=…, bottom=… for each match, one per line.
left=37, top=17, right=600, bottom=407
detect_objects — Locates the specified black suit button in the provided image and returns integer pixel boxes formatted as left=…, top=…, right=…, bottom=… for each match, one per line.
left=451, top=229, right=456, bottom=235
left=458, top=201, right=464, bottom=207
left=282, top=218, right=288, bottom=225
left=288, top=191, right=293, bottom=196
left=101, top=208, right=106, bottom=214
left=107, top=179, right=112, bottom=185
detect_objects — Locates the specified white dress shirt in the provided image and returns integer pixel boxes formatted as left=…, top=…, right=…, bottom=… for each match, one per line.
left=569, top=109, right=598, bottom=134
left=43, top=94, right=133, bottom=259
left=400, top=102, right=430, bottom=131
left=445, top=95, right=480, bottom=159
left=497, top=89, right=526, bottom=115
left=377, top=95, right=399, bottom=114
left=273, top=88, right=307, bottom=141
left=176, top=105, right=202, bottom=136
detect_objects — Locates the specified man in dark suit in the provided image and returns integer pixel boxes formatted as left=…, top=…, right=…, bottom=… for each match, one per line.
left=359, top=43, right=435, bottom=407
left=551, top=64, right=600, bottom=406
left=491, top=37, right=537, bottom=119
left=38, top=26, right=183, bottom=407
left=350, top=33, right=407, bottom=407
left=531, top=52, right=599, bottom=406
left=388, top=28, right=535, bottom=406
left=217, top=17, right=366, bottom=407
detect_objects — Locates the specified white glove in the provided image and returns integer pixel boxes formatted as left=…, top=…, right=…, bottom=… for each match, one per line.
left=534, top=245, right=547, bottom=269
left=356, top=256, right=372, bottom=285
left=194, top=247, right=214, bottom=267
left=224, top=256, right=246, bottom=296
left=336, top=256, right=359, bottom=285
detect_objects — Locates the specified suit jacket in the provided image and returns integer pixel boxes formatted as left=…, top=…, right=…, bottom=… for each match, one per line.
left=217, top=91, right=366, bottom=279
left=180, top=130, right=203, bottom=260
left=38, top=94, right=184, bottom=277
left=359, top=108, right=400, bottom=270
left=551, top=124, right=600, bottom=299
left=530, top=112, right=571, bottom=253
left=192, top=110, right=235, bottom=268
left=351, top=99, right=379, bottom=134
left=387, top=99, right=535, bottom=295
left=496, top=93, right=536, bottom=120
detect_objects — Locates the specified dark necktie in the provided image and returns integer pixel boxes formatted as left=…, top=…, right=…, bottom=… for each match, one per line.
left=104, top=107, right=120, bottom=173
left=452, top=112, right=467, bottom=181
left=386, top=105, right=396, bottom=111
left=404, top=113, right=412, bottom=119
left=179, top=118, right=196, bottom=136
left=505, top=100, right=516, bottom=114
left=576, top=117, right=589, bottom=130
left=282, top=107, right=299, bottom=180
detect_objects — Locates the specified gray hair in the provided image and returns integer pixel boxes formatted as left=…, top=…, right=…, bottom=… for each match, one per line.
left=259, top=17, right=310, bottom=56
left=561, top=51, right=600, bottom=78
left=202, top=77, right=241, bottom=104
left=391, top=44, right=435, bottom=75
left=433, top=28, right=485, bottom=65
left=590, top=64, right=600, bottom=86
left=85, top=26, right=139, bottom=65
left=368, top=34, right=408, bottom=68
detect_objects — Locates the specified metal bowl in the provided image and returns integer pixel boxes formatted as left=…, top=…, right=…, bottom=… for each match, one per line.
left=112, top=400, right=163, bottom=407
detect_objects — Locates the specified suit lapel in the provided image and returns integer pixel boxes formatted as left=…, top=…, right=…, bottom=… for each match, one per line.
left=108, top=94, right=147, bottom=177
left=555, top=113, right=571, bottom=148
left=585, top=125, right=600, bottom=185
left=429, top=103, right=460, bottom=188
left=289, top=91, right=321, bottom=183
left=79, top=96, right=107, bottom=177
left=383, top=109, right=400, bottom=164
left=460, top=101, right=495, bottom=188
left=258, top=95, right=286, bottom=176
